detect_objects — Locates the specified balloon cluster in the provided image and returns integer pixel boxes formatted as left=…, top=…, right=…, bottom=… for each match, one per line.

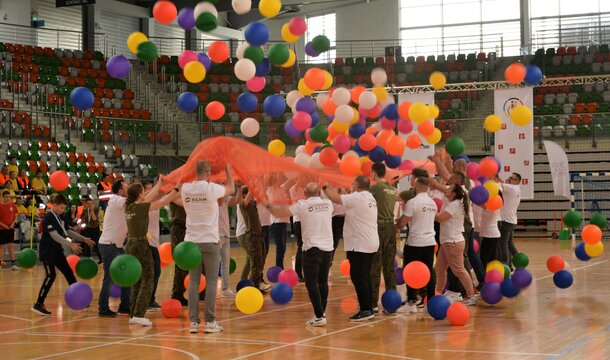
left=480, top=257, right=532, bottom=306
left=464, top=156, right=505, bottom=210
left=504, top=63, right=543, bottom=85
left=563, top=209, right=607, bottom=261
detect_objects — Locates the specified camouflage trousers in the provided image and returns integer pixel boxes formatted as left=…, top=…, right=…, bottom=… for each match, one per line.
left=370, top=221, right=397, bottom=307
left=170, top=223, right=188, bottom=299
left=237, top=232, right=264, bottom=287
left=125, top=238, right=153, bottom=318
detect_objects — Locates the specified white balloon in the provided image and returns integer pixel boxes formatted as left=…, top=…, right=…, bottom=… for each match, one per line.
left=286, top=90, right=303, bottom=109
left=334, top=104, right=354, bottom=124
left=316, top=93, right=329, bottom=109
left=234, top=58, right=256, bottom=81
left=343, top=150, right=359, bottom=159
left=359, top=91, right=377, bottom=110
left=371, top=121, right=382, bottom=131
left=240, top=117, right=259, bottom=137
left=331, top=87, right=351, bottom=106
left=295, top=145, right=305, bottom=155
left=294, top=153, right=311, bottom=168
left=194, top=1, right=219, bottom=18
left=371, top=67, right=387, bottom=86
left=309, top=152, right=323, bottom=169
left=236, top=42, right=249, bottom=60
left=232, top=0, right=252, bottom=15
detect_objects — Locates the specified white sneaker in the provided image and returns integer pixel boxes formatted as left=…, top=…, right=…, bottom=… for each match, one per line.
left=397, top=301, right=419, bottom=314
left=221, top=289, right=235, bottom=298
left=462, top=297, right=478, bottom=306
left=129, top=317, right=152, bottom=326
left=189, top=322, right=199, bottom=334
left=204, top=321, right=224, bottom=333
left=305, top=316, right=327, bottom=327
left=11, top=264, right=19, bottom=271
left=443, top=291, right=463, bottom=302
left=259, top=283, right=272, bottom=291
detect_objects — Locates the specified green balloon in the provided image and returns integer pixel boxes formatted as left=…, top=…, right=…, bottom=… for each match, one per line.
left=445, top=136, right=465, bottom=157
left=559, top=229, right=571, bottom=240
left=590, top=212, right=608, bottom=229
left=564, top=210, right=583, bottom=228
left=110, top=254, right=142, bottom=287
left=309, top=124, right=329, bottom=143
left=196, top=12, right=218, bottom=32
left=137, top=41, right=158, bottom=62
left=512, top=252, right=529, bottom=268
left=503, top=264, right=511, bottom=279
left=17, top=248, right=37, bottom=269
left=229, top=258, right=237, bottom=274
left=311, top=35, right=331, bottom=53
left=76, top=257, right=98, bottom=279
left=268, top=44, right=290, bottom=65
left=244, top=46, right=264, bottom=64
left=173, top=241, right=202, bottom=271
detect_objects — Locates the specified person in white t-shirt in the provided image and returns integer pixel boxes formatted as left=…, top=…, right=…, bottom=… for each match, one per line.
left=324, top=176, right=379, bottom=322
left=497, top=173, right=522, bottom=269
left=290, top=180, right=307, bottom=282
left=434, top=184, right=476, bottom=306
left=142, top=181, right=162, bottom=310
left=177, top=161, right=235, bottom=335
left=396, top=177, right=437, bottom=311
left=267, top=175, right=291, bottom=269
left=267, top=182, right=333, bottom=327
left=477, top=180, right=502, bottom=268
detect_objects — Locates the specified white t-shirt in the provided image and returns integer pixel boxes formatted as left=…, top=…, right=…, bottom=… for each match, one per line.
left=182, top=180, right=226, bottom=243
left=404, top=193, right=437, bottom=247
left=257, top=203, right=271, bottom=226
left=341, top=191, right=379, bottom=253
left=500, top=183, right=521, bottom=224
left=439, top=199, right=465, bottom=244
left=472, top=203, right=482, bottom=231
left=218, top=199, right=230, bottom=238
left=289, top=197, right=334, bottom=252
left=147, top=208, right=160, bottom=248
left=267, top=187, right=290, bottom=224
left=289, top=185, right=306, bottom=222
left=99, top=194, right=128, bottom=248
left=464, top=182, right=475, bottom=225
left=479, top=207, right=501, bottom=238
left=332, top=202, right=346, bottom=216
left=236, top=204, right=246, bottom=237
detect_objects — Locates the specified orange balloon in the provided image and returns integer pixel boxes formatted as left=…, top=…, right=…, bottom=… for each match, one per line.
left=322, top=99, right=337, bottom=116
left=418, top=120, right=435, bottom=137
left=159, top=242, right=173, bottom=264
left=351, top=85, right=366, bottom=104
left=398, top=101, right=412, bottom=119
left=305, top=141, right=320, bottom=155
left=319, top=147, right=338, bottom=167
left=485, top=195, right=503, bottom=211
left=205, top=101, right=225, bottom=120
left=304, top=68, right=326, bottom=90
left=339, top=156, right=360, bottom=176
left=406, top=134, right=422, bottom=149
left=385, top=134, right=406, bottom=156
left=546, top=255, right=565, bottom=273
left=67, top=254, right=79, bottom=272
left=361, top=160, right=373, bottom=176
left=479, top=157, right=499, bottom=178
left=582, top=224, right=602, bottom=245
left=339, top=259, right=350, bottom=276
left=447, top=302, right=470, bottom=326
left=359, top=133, right=377, bottom=151
left=403, top=261, right=430, bottom=289
left=184, top=274, right=206, bottom=293
left=208, top=41, right=230, bottom=63
left=376, top=129, right=393, bottom=148
left=160, top=261, right=170, bottom=269
left=365, top=126, right=377, bottom=135
left=504, top=63, right=526, bottom=85
left=365, top=104, right=382, bottom=119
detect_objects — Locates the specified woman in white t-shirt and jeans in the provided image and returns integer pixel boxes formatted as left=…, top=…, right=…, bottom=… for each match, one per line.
left=478, top=184, right=502, bottom=267
left=434, top=184, right=476, bottom=305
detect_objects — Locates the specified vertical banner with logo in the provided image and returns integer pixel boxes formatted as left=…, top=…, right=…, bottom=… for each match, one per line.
left=494, top=88, right=534, bottom=199
left=397, top=92, right=435, bottom=190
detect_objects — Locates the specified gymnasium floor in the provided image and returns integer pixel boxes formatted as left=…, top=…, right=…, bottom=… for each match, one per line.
left=1, top=238, right=609, bottom=360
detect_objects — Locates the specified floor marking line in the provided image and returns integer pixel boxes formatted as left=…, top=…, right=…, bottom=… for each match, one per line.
left=430, top=349, right=558, bottom=356
left=533, top=260, right=607, bottom=281
left=545, top=325, right=610, bottom=360
left=0, top=314, right=32, bottom=322
left=0, top=316, right=99, bottom=335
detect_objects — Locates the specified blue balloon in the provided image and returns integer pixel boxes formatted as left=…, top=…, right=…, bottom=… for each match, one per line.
left=369, top=146, right=387, bottom=163
left=469, top=186, right=490, bottom=205
left=349, top=123, right=366, bottom=139
left=267, top=266, right=282, bottom=283
left=295, top=97, right=316, bottom=114
left=70, top=87, right=94, bottom=111
left=353, top=141, right=368, bottom=156
left=453, top=154, right=470, bottom=163
left=575, top=242, right=591, bottom=261
left=271, top=283, right=293, bottom=305
left=310, top=111, right=319, bottom=127
left=284, top=120, right=302, bottom=138
left=427, top=295, right=451, bottom=320
left=385, top=154, right=402, bottom=169
left=177, top=91, right=198, bottom=112
left=263, top=95, right=286, bottom=117
left=236, top=279, right=255, bottom=292
left=381, top=104, right=399, bottom=120
left=381, top=289, right=402, bottom=314
left=255, top=58, right=271, bottom=77
left=237, top=92, right=258, bottom=113
left=500, top=279, right=520, bottom=298
left=524, top=65, right=543, bottom=85
left=553, top=270, right=573, bottom=289
left=244, top=22, right=269, bottom=46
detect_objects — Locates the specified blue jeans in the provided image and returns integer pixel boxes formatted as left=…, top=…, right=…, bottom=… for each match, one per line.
left=271, top=222, right=287, bottom=269
left=98, top=243, right=131, bottom=313
left=150, top=246, right=161, bottom=305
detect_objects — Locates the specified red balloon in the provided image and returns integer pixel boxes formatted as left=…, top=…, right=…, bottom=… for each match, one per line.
left=504, top=63, right=526, bottom=85
left=385, top=135, right=406, bottom=156
left=184, top=274, right=206, bottom=293
left=159, top=242, right=173, bottom=264
left=340, top=259, right=350, bottom=276
left=319, top=147, right=339, bottom=167
left=205, top=101, right=225, bottom=120
left=49, top=170, right=70, bottom=191
left=479, top=157, right=499, bottom=178
left=361, top=160, right=373, bottom=176
left=278, top=269, right=299, bottom=288
left=304, top=68, right=326, bottom=90
left=447, top=302, right=470, bottom=326
left=406, top=134, right=422, bottom=149
left=161, top=299, right=182, bottom=318
left=398, top=101, right=412, bottom=119
left=403, top=261, right=430, bottom=289
left=333, top=135, right=351, bottom=154
left=208, top=41, right=230, bottom=63
left=359, top=133, right=377, bottom=151
left=339, top=156, right=360, bottom=176
left=351, top=85, right=366, bottom=104
left=546, top=255, right=565, bottom=273
left=153, top=1, right=177, bottom=25
left=582, top=224, right=602, bottom=245
left=418, top=120, right=435, bottom=137
left=433, top=198, right=442, bottom=212
left=397, top=119, right=413, bottom=134
left=66, top=254, right=79, bottom=272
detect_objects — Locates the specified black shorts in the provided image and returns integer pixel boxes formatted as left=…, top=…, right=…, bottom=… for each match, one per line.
left=0, top=229, right=15, bottom=244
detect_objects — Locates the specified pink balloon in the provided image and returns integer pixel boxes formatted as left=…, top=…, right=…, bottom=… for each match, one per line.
left=288, top=17, right=307, bottom=36
left=485, top=269, right=503, bottom=284
left=278, top=269, right=299, bottom=288
left=473, top=239, right=480, bottom=253
left=246, top=76, right=266, bottom=93
left=399, top=159, right=414, bottom=171
left=305, top=128, right=312, bottom=142
left=466, top=162, right=480, bottom=180
left=292, top=111, right=312, bottom=131
left=474, top=180, right=481, bottom=187
left=333, top=134, right=351, bottom=154
left=397, top=119, right=413, bottom=134
left=178, top=50, right=198, bottom=69
left=433, top=198, right=443, bottom=212
left=380, top=117, right=396, bottom=130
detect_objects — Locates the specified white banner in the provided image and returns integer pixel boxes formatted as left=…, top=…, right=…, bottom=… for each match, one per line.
left=543, top=140, right=570, bottom=199
left=494, top=88, right=534, bottom=199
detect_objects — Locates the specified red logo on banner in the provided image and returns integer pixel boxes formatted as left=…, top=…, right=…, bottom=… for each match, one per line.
left=504, top=165, right=511, bottom=172
left=498, top=144, right=504, bottom=150
left=524, top=160, right=530, bottom=166
left=509, top=147, right=516, bottom=154
left=522, top=178, right=528, bottom=185
left=519, top=133, right=526, bottom=139
left=501, top=123, right=507, bottom=130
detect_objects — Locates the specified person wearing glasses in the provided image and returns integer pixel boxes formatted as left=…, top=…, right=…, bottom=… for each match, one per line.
left=497, top=173, right=522, bottom=270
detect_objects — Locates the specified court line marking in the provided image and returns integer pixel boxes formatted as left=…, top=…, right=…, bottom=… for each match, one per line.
left=430, top=349, right=558, bottom=356
left=533, top=260, right=608, bottom=281
left=0, top=314, right=32, bottom=322
left=409, top=329, right=474, bottom=335
left=0, top=316, right=99, bottom=335
left=545, top=324, right=610, bottom=360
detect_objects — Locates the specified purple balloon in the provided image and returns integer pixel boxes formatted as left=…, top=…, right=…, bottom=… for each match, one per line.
left=469, top=185, right=490, bottom=206
left=106, top=55, right=131, bottom=79
left=110, top=284, right=121, bottom=298
left=480, top=282, right=503, bottom=305
left=178, top=7, right=195, bottom=31
left=395, top=267, right=405, bottom=285
left=267, top=266, right=282, bottom=283
left=284, top=120, right=302, bottom=138
left=65, top=282, right=93, bottom=310
left=197, top=53, right=212, bottom=71
left=511, top=268, right=532, bottom=289
left=295, top=97, right=316, bottom=114
left=305, top=41, right=320, bottom=57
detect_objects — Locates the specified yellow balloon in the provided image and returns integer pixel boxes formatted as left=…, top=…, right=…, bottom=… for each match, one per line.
left=281, top=49, right=296, bottom=68
left=429, top=71, right=446, bottom=90
left=183, top=61, right=206, bottom=83
left=486, top=260, right=505, bottom=275
left=259, top=0, right=281, bottom=18
left=428, top=104, right=440, bottom=119
left=331, top=120, right=349, bottom=133
left=281, top=23, right=299, bottom=43
left=127, top=32, right=148, bottom=54
left=585, top=241, right=604, bottom=257
left=425, top=128, right=442, bottom=144
left=409, top=102, right=429, bottom=124
left=484, top=114, right=502, bottom=132
left=235, top=287, right=264, bottom=314
left=483, top=181, right=499, bottom=198
left=510, top=105, right=532, bottom=126
left=298, top=78, right=315, bottom=96
left=350, top=107, right=360, bottom=125
left=372, top=85, right=388, bottom=102
left=359, top=156, right=370, bottom=165
left=322, top=71, right=333, bottom=90
left=268, top=139, right=286, bottom=156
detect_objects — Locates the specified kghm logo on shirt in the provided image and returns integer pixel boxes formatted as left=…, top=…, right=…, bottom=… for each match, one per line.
left=184, top=194, right=208, bottom=203
left=307, top=204, right=331, bottom=213
left=422, top=206, right=436, bottom=212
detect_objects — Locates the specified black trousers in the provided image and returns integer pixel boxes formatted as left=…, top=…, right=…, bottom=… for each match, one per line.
left=331, top=216, right=345, bottom=263
left=404, top=245, right=436, bottom=302
left=347, top=251, right=374, bottom=312
left=303, top=247, right=332, bottom=318
left=36, top=253, right=77, bottom=305
left=82, top=227, right=101, bottom=258
left=294, top=222, right=304, bottom=278
left=480, top=236, right=500, bottom=268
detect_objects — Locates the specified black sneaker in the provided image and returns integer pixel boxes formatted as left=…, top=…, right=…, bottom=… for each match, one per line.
left=199, top=292, right=206, bottom=301
left=297, top=276, right=305, bottom=283
left=349, top=310, right=375, bottom=322
left=32, top=303, right=52, bottom=316
left=99, top=309, right=118, bottom=317
left=148, top=301, right=161, bottom=310
left=118, top=308, right=130, bottom=316
left=172, top=296, right=188, bottom=307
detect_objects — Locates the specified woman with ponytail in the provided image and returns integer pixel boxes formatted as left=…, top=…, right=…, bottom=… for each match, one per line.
left=123, top=178, right=182, bottom=326
left=434, top=184, right=476, bottom=306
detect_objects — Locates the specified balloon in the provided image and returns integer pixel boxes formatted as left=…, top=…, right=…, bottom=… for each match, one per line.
left=178, top=50, right=198, bottom=69
left=237, top=279, right=255, bottom=292
left=356, top=91, right=376, bottom=110
left=232, top=0, right=252, bottom=15
left=281, top=23, right=299, bottom=43
left=304, top=68, right=326, bottom=91
left=590, top=212, right=608, bottom=229
left=381, top=104, right=399, bottom=120
left=582, top=224, right=603, bottom=245
left=268, top=139, right=286, bottom=156
left=310, top=124, right=329, bottom=143
left=259, top=0, right=281, bottom=17
left=278, top=269, right=299, bottom=288
left=281, top=49, right=296, bottom=68
left=398, top=101, right=412, bottom=119
left=397, top=119, right=413, bottom=134
left=385, top=154, right=401, bottom=169
left=584, top=240, right=604, bottom=257
left=17, top=248, right=37, bottom=268
left=321, top=71, right=334, bottom=90
left=110, top=254, right=142, bottom=286
left=417, top=121, right=435, bottom=137
left=240, top=117, right=260, bottom=137
left=271, top=283, right=294, bottom=304
left=429, top=71, right=446, bottom=90
left=406, top=134, right=422, bottom=149
left=67, top=254, right=79, bottom=272
left=235, top=286, right=264, bottom=314
left=294, top=153, right=310, bottom=167
left=445, top=136, right=465, bottom=156
left=385, top=135, right=405, bottom=156
left=369, top=146, right=386, bottom=163
left=372, top=85, right=388, bottom=102
left=197, top=53, right=212, bottom=71
left=311, top=35, right=331, bottom=53
left=485, top=269, right=503, bottom=284
left=511, top=268, right=533, bottom=289
left=469, top=186, right=489, bottom=205
left=196, top=12, right=218, bottom=32
left=247, top=76, right=266, bottom=92
left=178, top=7, right=196, bottom=30
left=340, top=156, right=360, bottom=176
left=334, top=104, right=354, bottom=124
left=483, top=180, right=499, bottom=198
left=161, top=299, right=182, bottom=318
left=159, top=242, right=173, bottom=264
left=481, top=282, right=502, bottom=305
left=235, top=92, right=257, bottom=113
left=153, top=1, right=177, bottom=24
left=466, top=162, right=480, bottom=179
left=127, top=31, right=148, bottom=54
left=331, top=135, right=349, bottom=154
left=381, top=289, right=402, bottom=314
left=284, top=121, right=301, bottom=138
left=65, top=282, right=93, bottom=310
left=447, top=302, right=470, bottom=326
left=332, top=87, right=351, bottom=106
left=267, top=266, right=282, bottom=282
left=524, top=64, right=543, bottom=85
left=510, top=105, right=532, bottom=126
left=484, top=114, right=502, bottom=132
left=106, top=55, right=131, bottom=79
left=194, top=1, right=219, bottom=18
left=427, top=295, right=451, bottom=320
left=575, top=242, right=591, bottom=261
left=289, top=17, right=307, bottom=35
left=319, top=147, right=338, bottom=167
left=409, top=102, right=429, bottom=124
left=234, top=58, right=256, bottom=81
left=403, top=261, right=430, bottom=289
left=205, top=101, right=225, bottom=120
left=208, top=41, right=230, bottom=63
left=173, top=242, right=202, bottom=271
left=286, top=90, right=303, bottom=109
left=485, top=195, right=503, bottom=211
left=546, top=255, right=565, bottom=273
left=504, top=63, right=526, bottom=85
left=425, top=128, right=442, bottom=144
left=241, top=46, right=263, bottom=65
left=358, top=133, right=377, bottom=151
left=263, top=95, right=286, bottom=117
left=255, top=58, right=271, bottom=76
left=292, top=111, right=312, bottom=131
left=177, top=92, right=199, bottom=112
left=305, top=41, right=320, bottom=57
left=479, top=157, right=499, bottom=178
left=371, top=67, right=387, bottom=86
left=49, top=170, right=69, bottom=191
left=500, top=279, right=520, bottom=298
left=184, top=274, right=206, bottom=292
left=563, top=210, right=583, bottom=228
left=399, top=159, right=415, bottom=171
left=553, top=270, right=573, bottom=289
left=339, top=259, right=351, bottom=276
left=183, top=61, right=206, bottom=83
left=76, top=257, right=98, bottom=279
left=268, top=44, right=290, bottom=65
left=136, top=41, right=158, bottom=62
left=70, top=87, right=94, bottom=110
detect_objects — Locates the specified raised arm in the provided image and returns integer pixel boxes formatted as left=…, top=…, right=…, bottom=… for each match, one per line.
left=150, top=187, right=182, bottom=211
left=224, top=164, right=235, bottom=197
left=428, top=154, right=451, bottom=182
left=265, top=203, right=293, bottom=219
left=323, top=186, right=343, bottom=205
left=143, top=175, right=164, bottom=203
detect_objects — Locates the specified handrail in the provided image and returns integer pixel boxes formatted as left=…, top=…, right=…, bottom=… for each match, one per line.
left=0, top=21, right=106, bottom=36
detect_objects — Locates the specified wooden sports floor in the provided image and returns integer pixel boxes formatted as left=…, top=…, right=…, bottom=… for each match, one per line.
left=1, top=238, right=610, bottom=360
